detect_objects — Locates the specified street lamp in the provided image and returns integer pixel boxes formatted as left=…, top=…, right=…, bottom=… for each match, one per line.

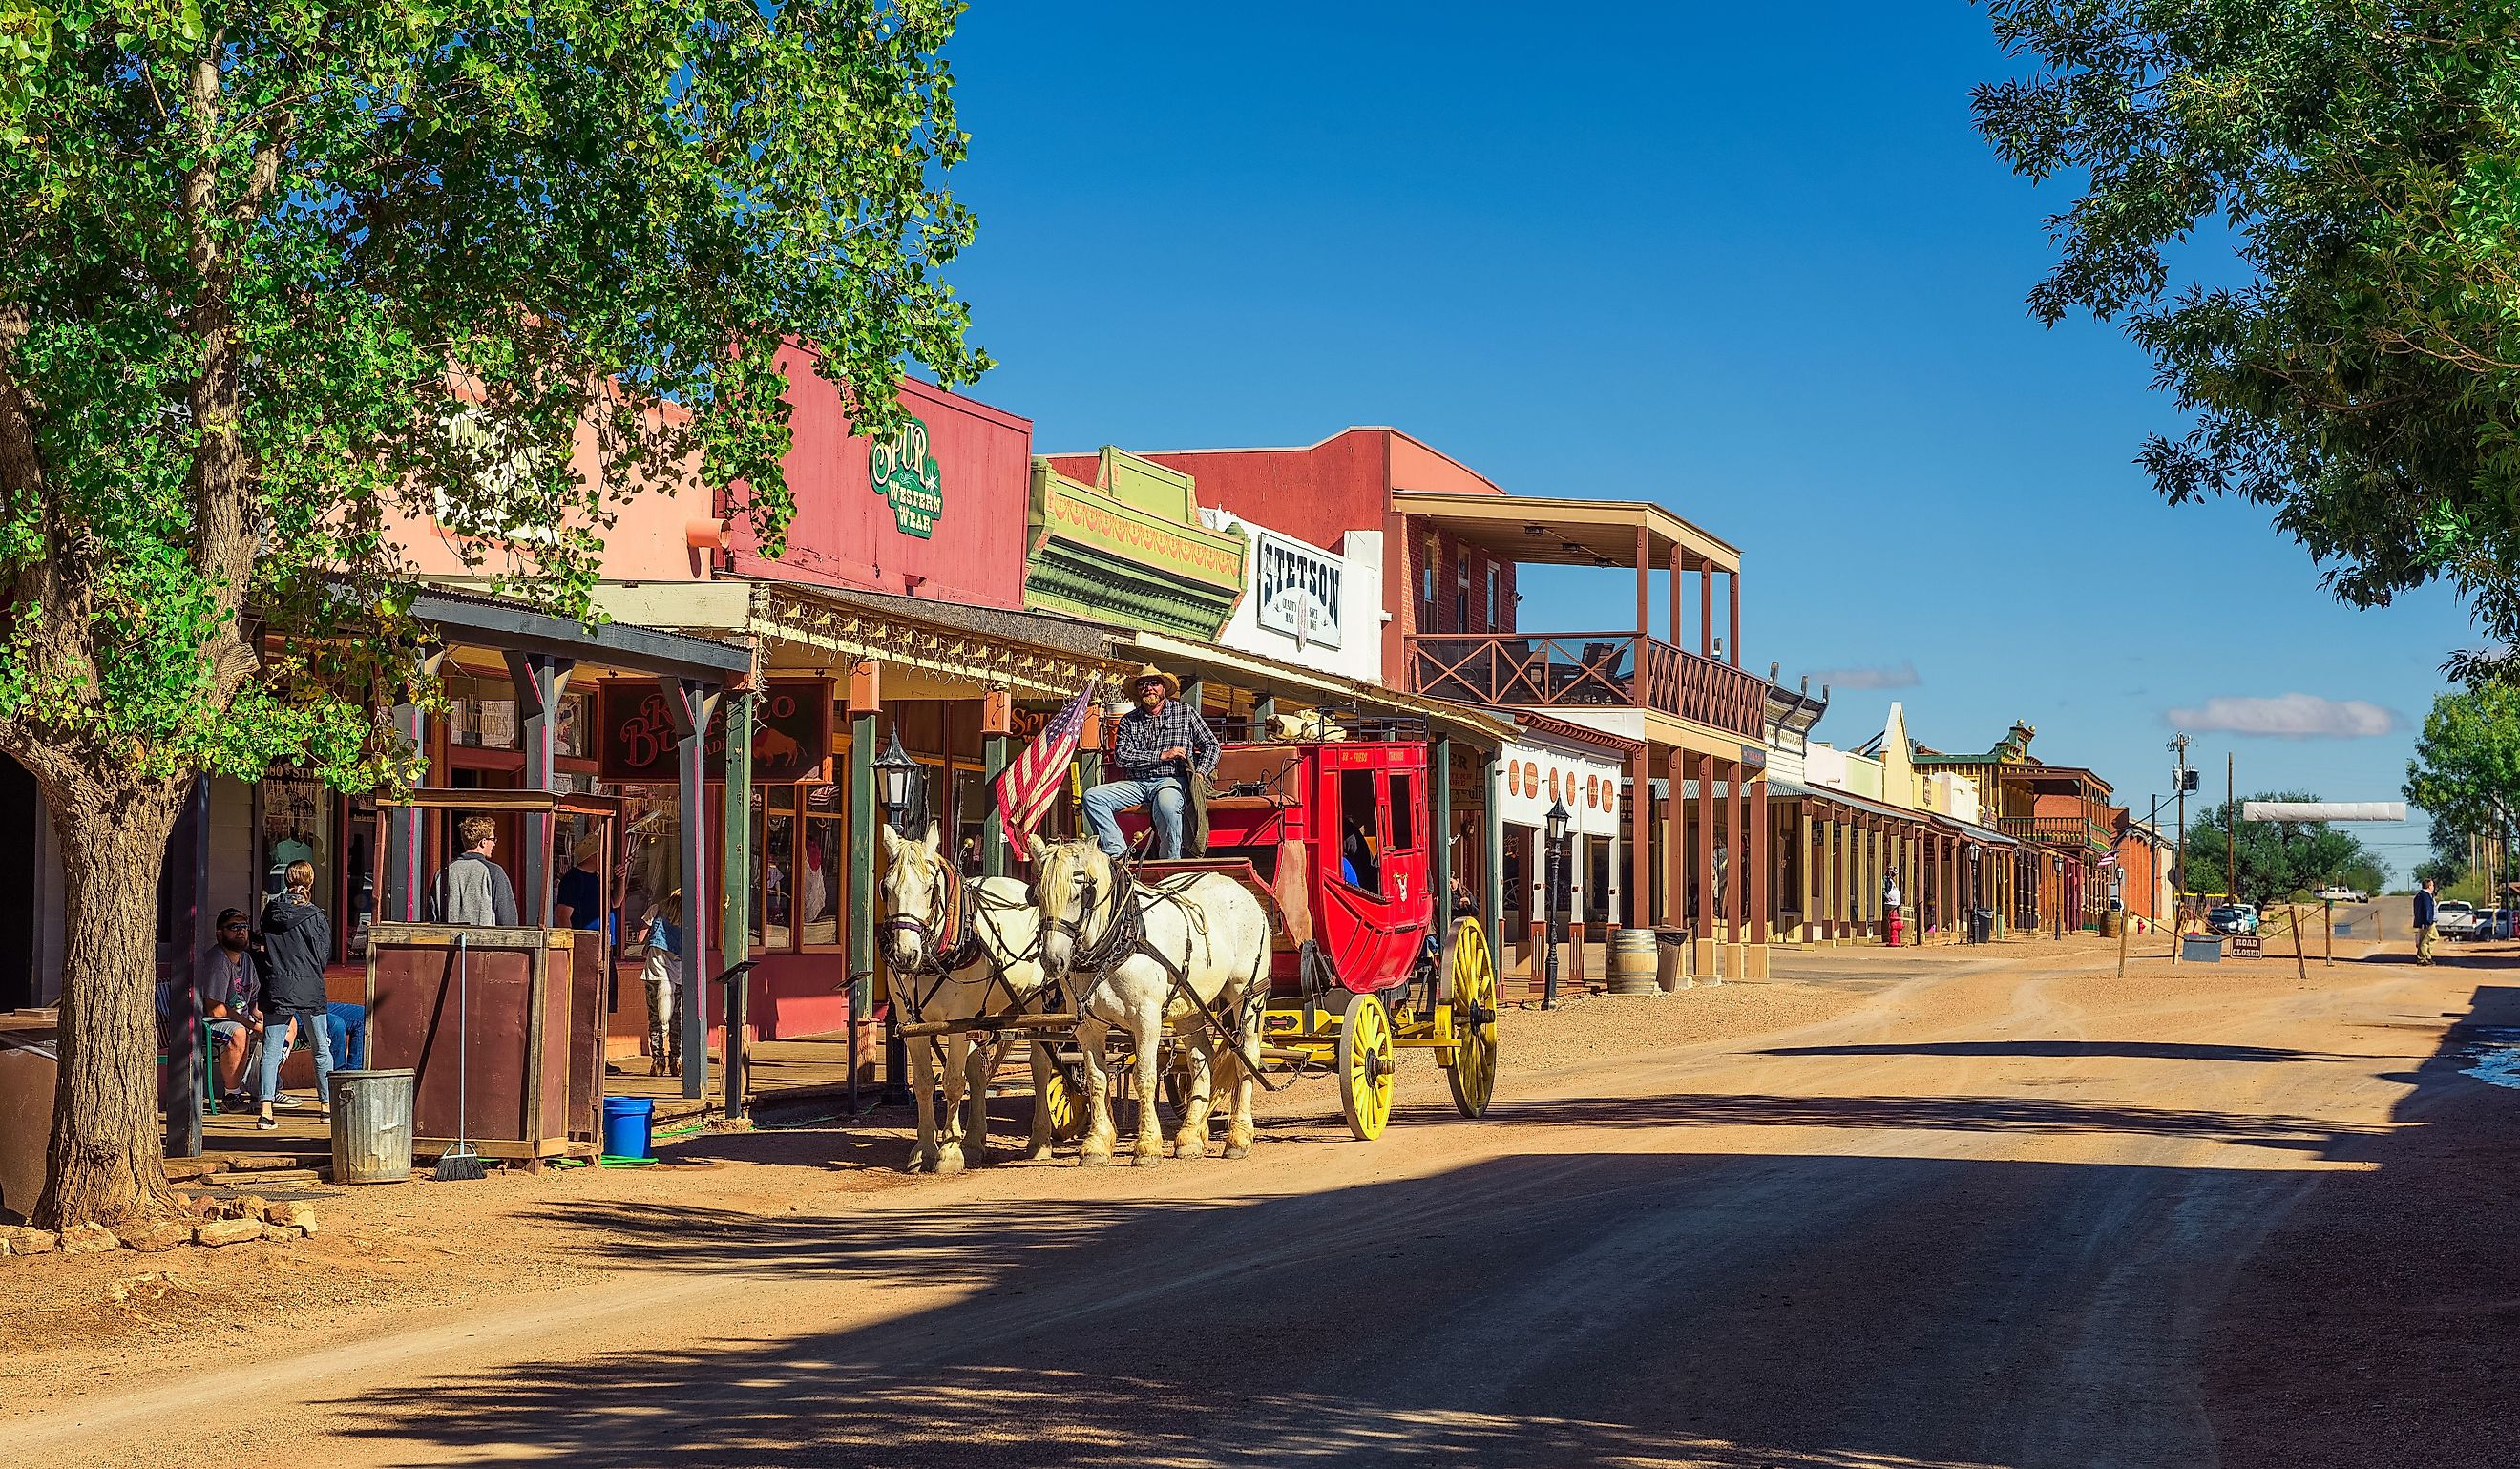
left=872, top=727, right=924, bottom=836
left=1543, top=799, right=1569, bottom=1010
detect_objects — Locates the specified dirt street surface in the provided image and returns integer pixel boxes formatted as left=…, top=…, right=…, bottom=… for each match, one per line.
left=10, top=930, right=2519, bottom=1468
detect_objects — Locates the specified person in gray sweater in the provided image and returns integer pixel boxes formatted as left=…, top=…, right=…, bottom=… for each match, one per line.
left=430, top=814, right=520, bottom=927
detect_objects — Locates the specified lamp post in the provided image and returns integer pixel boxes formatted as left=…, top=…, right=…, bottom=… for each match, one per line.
left=871, top=726, right=924, bottom=1105
left=1543, top=799, right=1569, bottom=1010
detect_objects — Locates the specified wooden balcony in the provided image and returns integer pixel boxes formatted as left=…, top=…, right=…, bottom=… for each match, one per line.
left=1998, top=815, right=2113, bottom=852
left=1407, top=632, right=1766, bottom=740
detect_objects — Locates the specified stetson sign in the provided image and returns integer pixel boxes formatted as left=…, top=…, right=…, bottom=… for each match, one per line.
left=1255, top=531, right=1342, bottom=649
left=868, top=414, right=945, bottom=537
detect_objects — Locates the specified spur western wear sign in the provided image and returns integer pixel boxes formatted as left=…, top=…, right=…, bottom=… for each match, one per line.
left=868, top=415, right=945, bottom=537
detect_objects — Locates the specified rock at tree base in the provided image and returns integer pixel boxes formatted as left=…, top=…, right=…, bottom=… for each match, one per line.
left=58, top=1222, right=118, bottom=1254
left=2, top=1226, right=58, bottom=1255
left=193, top=1218, right=264, bottom=1248
left=262, top=1202, right=317, bottom=1236
left=116, top=1220, right=192, bottom=1253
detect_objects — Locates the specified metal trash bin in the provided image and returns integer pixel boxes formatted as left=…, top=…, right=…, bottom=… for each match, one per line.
left=329, top=1068, right=415, bottom=1185
left=1969, top=908, right=1995, bottom=944
left=1653, top=927, right=1693, bottom=992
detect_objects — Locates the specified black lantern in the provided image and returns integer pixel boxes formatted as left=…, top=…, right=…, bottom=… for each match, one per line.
left=873, top=727, right=924, bottom=835
left=1544, top=798, right=1570, bottom=848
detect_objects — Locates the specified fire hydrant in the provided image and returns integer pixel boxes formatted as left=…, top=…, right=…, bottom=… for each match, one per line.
left=1886, top=911, right=1904, bottom=947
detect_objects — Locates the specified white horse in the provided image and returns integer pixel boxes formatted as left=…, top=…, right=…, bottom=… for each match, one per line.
left=1030, top=836, right=1272, bottom=1165
left=877, top=823, right=1060, bottom=1174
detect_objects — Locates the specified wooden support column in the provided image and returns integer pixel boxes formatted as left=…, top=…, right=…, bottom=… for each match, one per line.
left=1663, top=749, right=1685, bottom=934
left=847, top=661, right=880, bottom=1090
left=1567, top=831, right=1588, bottom=987
left=1670, top=545, right=1686, bottom=647
left=720, top=689, right=755, bottom=1114
left=1526, top=825, right=1545, bottom=995
left=1482, top=751, right=1507, bottom=968
left=659, top=674, right=721, bottom=1102
left=386, top=650, right=447, bottom=922
left=1697, top=752, right=1721, bottom=978
left=1633, top=746, right=1656, bottom=931
left=980, top=686, right=1013, bottom=877
left=1726, top=753, right=1748, bottom=975
left=1747, top=771, right=1770, bottom=975
left=1635, top=525, right=1652, bottom=647
left=1728, top=571, right=1741, bottom=667
left=1699, top=566, right=1714, bottom=658
left=506, top=650, right=576, bottom=925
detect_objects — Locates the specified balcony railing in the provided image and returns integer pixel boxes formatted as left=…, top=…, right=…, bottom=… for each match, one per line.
left=1998, top=815, right=2113, bottom=852
left=1408, top=632, right=1766, bottom=740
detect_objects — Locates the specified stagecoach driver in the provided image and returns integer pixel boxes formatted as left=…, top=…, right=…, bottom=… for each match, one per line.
left=1082, top=664, right=1220, bottom=861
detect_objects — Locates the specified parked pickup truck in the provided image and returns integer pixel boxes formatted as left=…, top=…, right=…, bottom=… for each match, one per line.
left=2436, top=900, right=2479, bottom=938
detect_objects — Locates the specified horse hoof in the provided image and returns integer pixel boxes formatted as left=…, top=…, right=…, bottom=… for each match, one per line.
left=935, top=1153, right=966, bottom=1177
left=1222, top=1144, right=1250, bottom=1161
left=1132, top=1148, right=1164, bottom=1166
left=1078, top=1151, right=1111, bottom=1168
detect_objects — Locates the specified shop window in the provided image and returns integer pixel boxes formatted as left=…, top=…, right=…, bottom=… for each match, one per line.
left=620, top=785, right=682, bottom=952
left=1455, top=556, right=1470, bottom=631
left=1337, top=768, right=1381, bottom=895
left=1485, top=564, right=1501, bottom=630
left=1387, top=772, right=1418, bottom=852
left=1420, top=536, right=1438, bottom=608
left=801, top=785, right=843, bottom=948
left=759, top=786, right=795, bottom=951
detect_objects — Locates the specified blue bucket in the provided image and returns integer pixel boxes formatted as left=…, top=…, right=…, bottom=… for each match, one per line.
left=601, top=1095, right=656, bottom=1160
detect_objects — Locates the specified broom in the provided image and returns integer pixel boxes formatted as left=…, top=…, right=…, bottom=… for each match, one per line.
left=434, top=932, right=488, bottom=1182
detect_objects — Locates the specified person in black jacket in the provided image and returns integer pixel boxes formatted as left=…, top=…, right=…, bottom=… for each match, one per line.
left=256, top=859, right=335, bottom=1130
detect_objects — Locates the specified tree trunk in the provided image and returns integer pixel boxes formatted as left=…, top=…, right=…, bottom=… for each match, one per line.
left=35, top=776, right=188, bottom=1230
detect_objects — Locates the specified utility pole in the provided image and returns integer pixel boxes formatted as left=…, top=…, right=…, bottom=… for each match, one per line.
left=2226, top=751, right=2236, bottom=905
left=2169, top=733, right=2191, bottom=962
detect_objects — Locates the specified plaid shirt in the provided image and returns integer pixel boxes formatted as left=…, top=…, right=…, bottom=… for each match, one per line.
left=1113, top=699, right=1220, bottom=781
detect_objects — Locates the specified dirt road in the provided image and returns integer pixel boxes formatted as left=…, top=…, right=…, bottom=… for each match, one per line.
left=16, top=940, right=2517, bottom=1468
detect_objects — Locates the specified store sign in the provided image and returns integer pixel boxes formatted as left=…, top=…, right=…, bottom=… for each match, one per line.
left=868, top=415, right=944, bottom=538
left=1254, top=532, right=1342, bottom=649
left=598, top=678, right=834, bottom=785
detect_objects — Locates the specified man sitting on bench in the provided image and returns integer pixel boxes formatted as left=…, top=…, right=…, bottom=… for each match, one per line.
left=1083, top=664, right=1220, bottom=861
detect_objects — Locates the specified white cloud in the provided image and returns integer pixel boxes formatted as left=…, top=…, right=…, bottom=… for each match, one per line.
left=2165, top=693, right=2396, bottom=739
left=1808, top=661, right=1920, bottom=691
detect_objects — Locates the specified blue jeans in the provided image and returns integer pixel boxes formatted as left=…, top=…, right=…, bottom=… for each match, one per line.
left=326, top=1003, right=367, bottom=1072
left=1083, top=774, right=1186, bottom=859
left=257, top=1009, right=334, bottom=1106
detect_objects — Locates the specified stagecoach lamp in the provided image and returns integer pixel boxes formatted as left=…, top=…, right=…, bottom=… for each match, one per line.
left=874, top=727, right=923, bottom=833
left=1544, top=799, right=1570, bottom=846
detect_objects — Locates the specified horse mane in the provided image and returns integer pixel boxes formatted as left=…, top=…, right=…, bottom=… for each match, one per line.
left=1039, top=838, right=1107, bottom=918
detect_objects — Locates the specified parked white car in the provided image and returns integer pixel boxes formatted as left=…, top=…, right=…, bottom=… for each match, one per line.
left=2436, top=900, right=2479, bottom=937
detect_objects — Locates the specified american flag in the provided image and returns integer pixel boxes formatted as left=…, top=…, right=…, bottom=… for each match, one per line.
left=2096, top=850, right=2119, bottom=869
left=998, top=678, right=1098, bottom=856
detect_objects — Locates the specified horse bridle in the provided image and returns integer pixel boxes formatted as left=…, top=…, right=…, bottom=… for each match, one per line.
left=879, top=851, right=969, bottom=980
left=1048, top=862, right=1137, bottom=977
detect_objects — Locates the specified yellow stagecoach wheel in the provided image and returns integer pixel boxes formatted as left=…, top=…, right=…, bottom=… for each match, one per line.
left=1443, top=918, right=1500, bottom=1119
left=1041, top=1060, right=1088, bottom=1143
left=1337, top=990, right=1396, bottom=1142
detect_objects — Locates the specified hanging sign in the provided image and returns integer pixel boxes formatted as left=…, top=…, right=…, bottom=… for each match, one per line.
left=1254, top=532, right=1343, bottom=649
left=868, top=415, right=945, bottom=538
left=1497, top=738, right=1620, bottom=837
left=598, top=678, right=833, bottom=785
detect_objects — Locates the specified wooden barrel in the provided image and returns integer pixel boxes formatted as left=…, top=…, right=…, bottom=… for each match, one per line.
left=1606, top=928, right=1661, bottom=996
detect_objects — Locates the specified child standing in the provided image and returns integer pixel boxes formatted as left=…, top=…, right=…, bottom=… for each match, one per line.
left=639, top=890, right=683, bottom=1078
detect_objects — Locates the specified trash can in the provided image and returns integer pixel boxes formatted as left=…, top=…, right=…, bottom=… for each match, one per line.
left=1654, top=927, right=1693, bottom=992
left=1969, top=908, right=1995, bottom=945
left=328, top=1068, right=415, bottom=1185
left=602, top=1095, right=656, bottom=1161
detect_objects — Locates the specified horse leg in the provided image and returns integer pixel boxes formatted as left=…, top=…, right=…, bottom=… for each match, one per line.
left=1077, top=1018, right=1117, bottom=1166
left=957, top=1033, right=998, bottom=1168
left=1023, top=1039, right=1059, bottom=1163
left=934, top=1033, right=968, bottom=1176
left=1128, top=1002, right=1166, bottom=1165
left=1173, top=1034, right=1215, bottom=1159
left=907, top=1033, right=940, bottom=1174
left=1224, top=978, right=1265, bottom=1160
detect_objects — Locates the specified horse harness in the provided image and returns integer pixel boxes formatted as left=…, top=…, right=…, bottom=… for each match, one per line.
left=1053, top=858, right=1279, bottom=1092
left=880, top=857, right=1051, bottom=1033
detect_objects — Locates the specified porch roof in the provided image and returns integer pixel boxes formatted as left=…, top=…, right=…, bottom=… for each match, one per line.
left=1390, top=490, right=1740, bottom=574
left=405, top=583, right=752, bottom=682
left=1120, top=630, right=1518, bottom=750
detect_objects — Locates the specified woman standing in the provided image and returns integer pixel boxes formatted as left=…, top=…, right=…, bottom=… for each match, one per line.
left=257, top=859, right=335, bottom=1130
left=638, top=890, right=684, bottom=1078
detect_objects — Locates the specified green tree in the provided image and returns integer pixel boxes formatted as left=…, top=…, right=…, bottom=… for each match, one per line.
left=2, top=0, right=985, bottom=1229
left=1973, top=5, right=2520, bottom=677
left=2183, top=791, right=2385, bottom=908
left=2404, top=686, right=2520, bottom=856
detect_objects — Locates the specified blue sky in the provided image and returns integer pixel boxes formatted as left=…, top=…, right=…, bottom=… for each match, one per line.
left=937, top=4, right=2468, bottom=878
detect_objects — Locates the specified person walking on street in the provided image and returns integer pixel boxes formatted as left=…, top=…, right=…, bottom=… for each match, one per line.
left=637, top=890, right=684, bottom=1078
left=1082, top=665, right=1219, bottom=862
left=2415, top=878, right=2439, bottom=966
left=256, top=860, right=335, bottom=1129
left=430, top=814, right=520, bottom=926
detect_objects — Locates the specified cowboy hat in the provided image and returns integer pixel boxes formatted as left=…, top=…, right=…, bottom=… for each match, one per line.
left=1129, top=663, right=1181, bottom=698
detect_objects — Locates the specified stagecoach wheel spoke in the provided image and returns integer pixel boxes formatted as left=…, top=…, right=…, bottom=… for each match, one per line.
left=1338, top=991, right=1396, bottom=1142
left=1444, top=918, right=1499, bottom=1120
